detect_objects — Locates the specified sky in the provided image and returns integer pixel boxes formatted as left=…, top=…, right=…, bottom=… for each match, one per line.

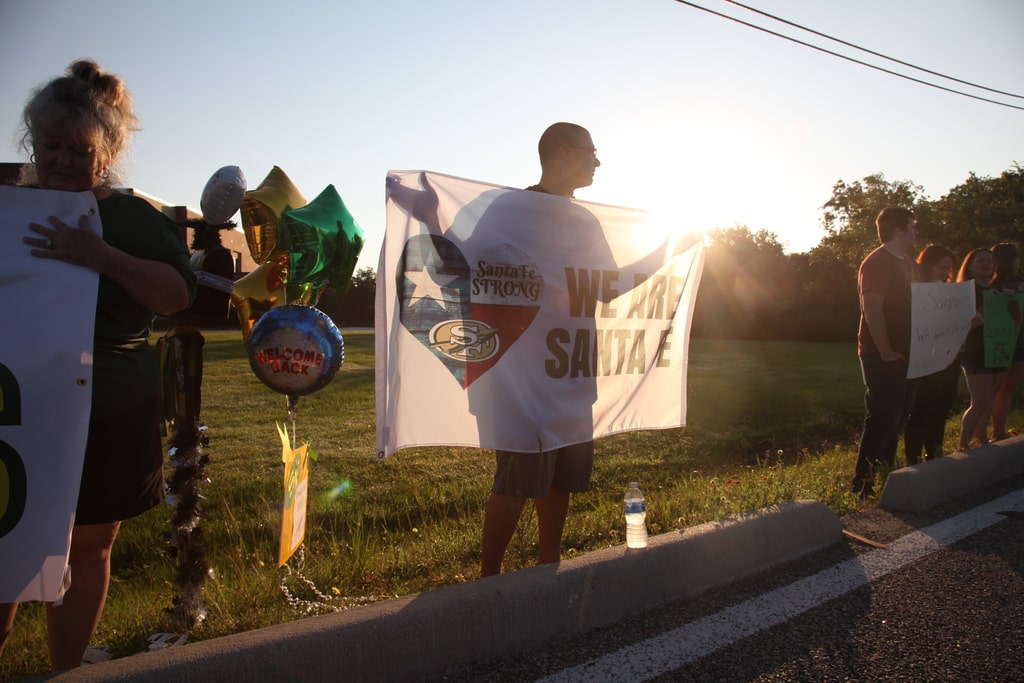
left=2, top=0, right=1022, bottom=266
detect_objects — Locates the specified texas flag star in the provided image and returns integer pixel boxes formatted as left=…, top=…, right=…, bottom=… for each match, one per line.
left=404, top=264, right=459, bottom=305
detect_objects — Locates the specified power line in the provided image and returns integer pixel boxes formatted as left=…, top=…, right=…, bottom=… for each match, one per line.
left=671, top=0, right=1024, bottom=112
left=722, top=0, right=1024, bottom=101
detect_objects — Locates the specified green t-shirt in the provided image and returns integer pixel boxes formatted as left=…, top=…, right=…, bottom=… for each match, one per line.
left=90, top=192, right=196, bottom=418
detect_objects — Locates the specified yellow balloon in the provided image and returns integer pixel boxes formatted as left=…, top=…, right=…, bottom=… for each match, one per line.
left=230, top=256, right=288, bottom=343
left=229, top=256, right=324, bottom=343
left=239, top=197, right=281, bottom=264
left=240, top=166, right=306, bottom=264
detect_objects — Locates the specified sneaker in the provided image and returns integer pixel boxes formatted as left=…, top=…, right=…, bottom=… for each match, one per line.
left=82, top=645, right=112, bottom=665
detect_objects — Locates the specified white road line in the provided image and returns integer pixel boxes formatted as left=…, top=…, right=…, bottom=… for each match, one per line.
left=536, top=488, right=1024, bottom=683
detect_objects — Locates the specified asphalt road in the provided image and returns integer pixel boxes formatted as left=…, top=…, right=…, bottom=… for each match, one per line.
left=434, top=475, right=1024, bottom=683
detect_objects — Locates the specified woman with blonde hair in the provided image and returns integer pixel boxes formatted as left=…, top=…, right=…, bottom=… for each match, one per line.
left=0, top=60, right=195, bottom=670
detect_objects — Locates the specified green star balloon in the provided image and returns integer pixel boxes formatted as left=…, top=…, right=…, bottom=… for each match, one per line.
left=280, top=184, right=364, bottom=296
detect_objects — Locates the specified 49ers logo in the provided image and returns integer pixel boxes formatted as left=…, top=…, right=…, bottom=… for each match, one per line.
left=397, top=233, right=541, bottom=387
left=429, top=320, right=500, bottom=362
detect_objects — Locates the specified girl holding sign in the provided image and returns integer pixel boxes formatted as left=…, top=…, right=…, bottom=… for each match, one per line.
left=904, top=245, right=958, bottom=463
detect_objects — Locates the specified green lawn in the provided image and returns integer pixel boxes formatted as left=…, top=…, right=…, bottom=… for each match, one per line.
left=0, top=332, right=974, bottom=680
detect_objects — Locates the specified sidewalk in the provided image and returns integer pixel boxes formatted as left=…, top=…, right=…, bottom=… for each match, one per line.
left=40, top=438, right=1024, bottom=683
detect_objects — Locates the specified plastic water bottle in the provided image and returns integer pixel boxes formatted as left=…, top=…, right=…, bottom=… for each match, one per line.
left=624, top=482, right=647, bottom=548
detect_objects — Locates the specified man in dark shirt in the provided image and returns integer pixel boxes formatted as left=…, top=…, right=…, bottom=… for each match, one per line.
left=852, top=207, right=919, bottom=497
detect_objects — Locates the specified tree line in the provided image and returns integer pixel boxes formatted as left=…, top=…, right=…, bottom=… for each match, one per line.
left=322, top=164, right=1024, bottom=341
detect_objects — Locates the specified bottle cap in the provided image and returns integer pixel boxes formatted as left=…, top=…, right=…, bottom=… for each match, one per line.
left=629, top=482, right=638, bottom=488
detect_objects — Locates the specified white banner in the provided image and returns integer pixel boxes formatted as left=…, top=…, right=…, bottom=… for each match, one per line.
left=0, top=187, right=98, bottom=602
left=375, top=171, right=704, bottom=456
left=908, top=280, right=976, bottom=379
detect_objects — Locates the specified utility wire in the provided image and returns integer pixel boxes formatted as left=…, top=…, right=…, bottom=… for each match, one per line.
left=671, top=0, right=1024, bottom=112
left=723, top=0, right=1024, bottom=100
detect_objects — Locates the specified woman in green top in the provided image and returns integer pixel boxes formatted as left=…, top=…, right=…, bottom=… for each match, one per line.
left=1, top=60, right=196, bottom=671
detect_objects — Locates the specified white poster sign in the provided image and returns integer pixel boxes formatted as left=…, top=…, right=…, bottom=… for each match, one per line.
left=0, top=186, right=99, bottom=602
left=908, top=280, right=976, bottom=379
left=376, top=171, right=704, bottom=457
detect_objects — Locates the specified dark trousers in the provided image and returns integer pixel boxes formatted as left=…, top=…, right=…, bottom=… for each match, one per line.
left=903, top=420, right=945, bottom=464
left=904, top=361, right=961, bottom=464
left=853, top=354, right=919, bottom=486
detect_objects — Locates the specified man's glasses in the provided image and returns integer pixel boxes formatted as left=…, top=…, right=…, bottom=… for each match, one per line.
left=567, top=144, right=598, bottom=157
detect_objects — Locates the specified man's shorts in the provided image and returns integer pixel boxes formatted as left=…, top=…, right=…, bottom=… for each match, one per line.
left=491, top=441, right=594, bottom=499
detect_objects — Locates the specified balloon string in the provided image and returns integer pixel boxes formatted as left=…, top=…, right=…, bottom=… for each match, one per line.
left=287, top=395, right=299, bottom=449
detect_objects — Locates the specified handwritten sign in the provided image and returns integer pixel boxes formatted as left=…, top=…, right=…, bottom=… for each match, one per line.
left=983, top=289, right=1024, bottom=369
left=908, top=281, right=976, bottom=379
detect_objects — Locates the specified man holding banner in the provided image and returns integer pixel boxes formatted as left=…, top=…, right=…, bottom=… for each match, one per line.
left=479, top=123, right=605, bottom=577
left=379, top=123, right=704, bottom=577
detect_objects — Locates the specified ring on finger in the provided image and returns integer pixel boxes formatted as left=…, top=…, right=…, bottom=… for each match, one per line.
left=46, top=238, right=55, bottom=250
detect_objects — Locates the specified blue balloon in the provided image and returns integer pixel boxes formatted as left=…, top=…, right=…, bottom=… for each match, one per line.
left=246, top=305, right=344, bottom=396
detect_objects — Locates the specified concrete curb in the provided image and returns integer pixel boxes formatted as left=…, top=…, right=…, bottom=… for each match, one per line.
left=47, top=500, right=841, bottom=683
left=42, top=439, right=1024, bottom=682
left=879, top=435, right=1024, bottom=512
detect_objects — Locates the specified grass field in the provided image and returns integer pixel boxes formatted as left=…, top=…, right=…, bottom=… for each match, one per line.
left=1, top=332, right=976, bottom=679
